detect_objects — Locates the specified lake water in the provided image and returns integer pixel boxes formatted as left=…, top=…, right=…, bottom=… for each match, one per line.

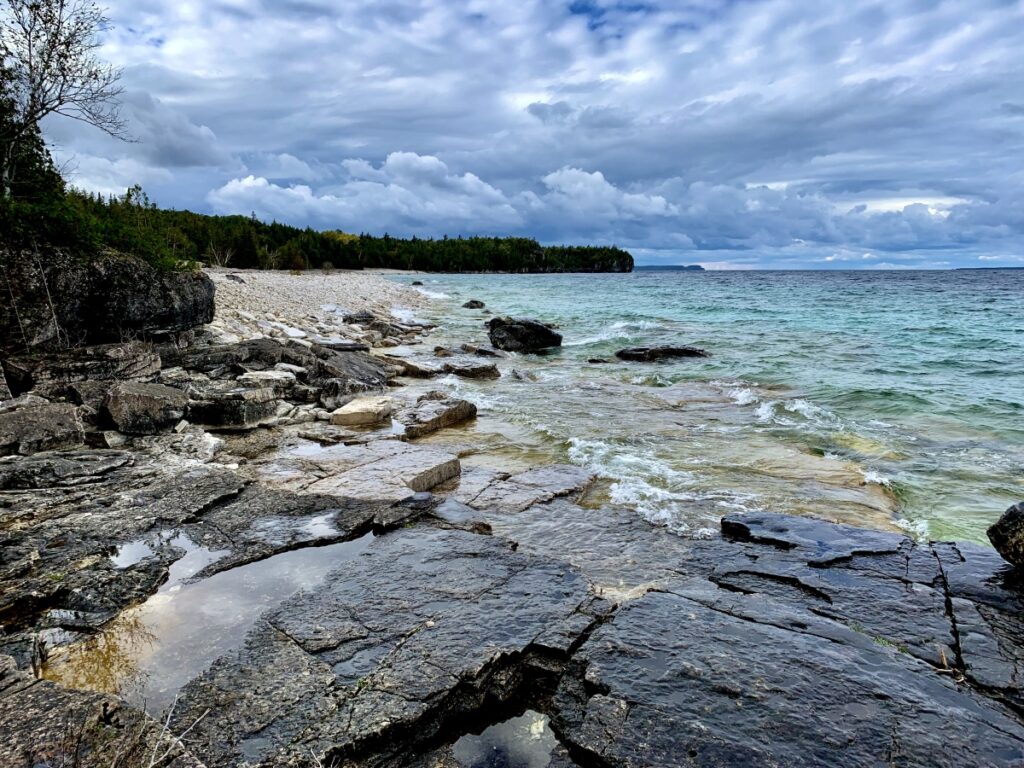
left=390, top=269, right=1023, bottom=544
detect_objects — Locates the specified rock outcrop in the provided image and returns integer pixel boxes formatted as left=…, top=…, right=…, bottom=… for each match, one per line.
left=0, top=403, right=84, bottom=456
left=615, top=345, right=709, bottom=361
left=989, top=502, right=1024, bottom=569
left=397, top=392, right=477, bottom=438
left=103, top=382, right=187, bottom=435
left=0, top=250, right=214, bottom=353
left=487, top=317, right=562, bottom=352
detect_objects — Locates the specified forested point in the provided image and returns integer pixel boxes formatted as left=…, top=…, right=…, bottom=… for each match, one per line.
left=1, top=86, right=632, bottom=275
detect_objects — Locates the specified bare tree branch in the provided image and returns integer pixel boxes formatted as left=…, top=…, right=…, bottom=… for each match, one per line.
left=1, top=0, right=127, bottom=196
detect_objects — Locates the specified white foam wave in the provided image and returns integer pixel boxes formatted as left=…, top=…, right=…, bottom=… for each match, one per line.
left=415, top=288, right=450, bottom=299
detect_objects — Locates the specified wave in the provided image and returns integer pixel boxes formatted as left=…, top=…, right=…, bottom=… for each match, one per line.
left=415, top=288, right=451, bottom=300
left=563, top=319, right=666, bottom=347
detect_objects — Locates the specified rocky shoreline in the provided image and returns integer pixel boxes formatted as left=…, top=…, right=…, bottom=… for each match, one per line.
left=2, top=267, right=1023, bottom=767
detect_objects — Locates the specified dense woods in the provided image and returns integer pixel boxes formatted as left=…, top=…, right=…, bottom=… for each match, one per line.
left=3, top=182, right=635, bottom=272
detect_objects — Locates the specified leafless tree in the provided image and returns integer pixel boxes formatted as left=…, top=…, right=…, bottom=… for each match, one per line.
left=206, top=242, right=234, bottom=268
left=1, top=0, right=127, bottom=197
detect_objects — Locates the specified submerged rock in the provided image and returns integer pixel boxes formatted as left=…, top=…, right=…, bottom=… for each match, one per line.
left=0, top=403, right=84, bottom=456
left=615, top=345, right=709, bottom=361
left=462, top=300, right=486, bottom=309
left=104, top=382, right=187, bottom=435
left=487, top=317, right=562, bottom=352
left=989, top=501, right=1024, bottom=569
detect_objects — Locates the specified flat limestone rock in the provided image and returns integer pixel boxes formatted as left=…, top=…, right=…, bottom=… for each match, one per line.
left=269, top=440, right=461, bottom=501
left=460, top=464, right=595, bottom=513
left=0, top=403, right=84, bottom=456
left=397, top=394, right=477, bottom=438
left=330, top=395, right=394, bottom=427
left=172, top=528, right=598, bottom=767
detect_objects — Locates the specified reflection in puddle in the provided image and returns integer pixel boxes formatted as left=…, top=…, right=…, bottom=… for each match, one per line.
left=44, top=533, right=374, bottom=713
left=452, top=710, right=557, bottom=768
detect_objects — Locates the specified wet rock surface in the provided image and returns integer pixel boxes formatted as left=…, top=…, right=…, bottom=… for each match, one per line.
left=615, top=344, right=709, bottom=361
left=171, top=527, right=600, bottom=767
left=989, top=501, right=1024, bottom=570
left=487, top=317, right=563, bottom=352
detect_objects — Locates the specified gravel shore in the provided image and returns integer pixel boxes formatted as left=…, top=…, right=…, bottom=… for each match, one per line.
left=205, top=268, right=426, bottom=344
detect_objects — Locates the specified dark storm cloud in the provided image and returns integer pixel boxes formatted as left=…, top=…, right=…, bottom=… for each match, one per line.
left=44, top=0, right=1024, bottom=268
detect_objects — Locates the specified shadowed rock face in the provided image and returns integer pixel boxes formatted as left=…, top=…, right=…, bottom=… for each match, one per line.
left=989, top=502, right=1024, bottom=569
left=0, top=251, right=214, bottom=353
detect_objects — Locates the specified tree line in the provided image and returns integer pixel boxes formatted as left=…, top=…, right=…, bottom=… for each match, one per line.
left=1, top=0, right=632, bottom=274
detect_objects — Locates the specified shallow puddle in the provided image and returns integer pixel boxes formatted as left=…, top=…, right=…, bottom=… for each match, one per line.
left=452, top=710, right=558, bottom=768
left=43, top=533, right=374, bottom=713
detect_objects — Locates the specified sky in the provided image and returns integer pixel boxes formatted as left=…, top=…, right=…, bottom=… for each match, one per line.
left=43, top=0, right=1024, bottom=269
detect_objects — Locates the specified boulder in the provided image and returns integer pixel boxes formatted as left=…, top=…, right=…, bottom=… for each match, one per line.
left=330, top=396, right=394, bottom=427
left=989, top=502, right=1024, bottom=568
left=103, top=382, right=188, bottom=435
left=0, top=250, right=214, bottom=352
left=397, top=393, right=477, bottom=438
left=2, top=342, right=161, bottom=396
left=0, top=403, right=84, bottom=455
left=443, top=359, right=501, bottom=379
left=463, top=300, right=486, bottom=309
left=487, top=317, right=562, bottom=352
left=186, top=383, right=278, bottom=429
left=342, top=309, right=375, bottom=325
left=615, top=345, right=709, bottom=362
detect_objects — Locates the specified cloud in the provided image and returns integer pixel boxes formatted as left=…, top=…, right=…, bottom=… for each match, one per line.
left=39, top=0, right=1024, bottom=267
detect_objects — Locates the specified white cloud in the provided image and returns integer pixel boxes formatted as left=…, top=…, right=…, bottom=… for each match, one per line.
left=38, top=0, right=1024, bottom=267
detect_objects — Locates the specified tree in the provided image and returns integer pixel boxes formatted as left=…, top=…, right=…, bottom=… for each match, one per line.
left=0, top=0, right=126, bottom=198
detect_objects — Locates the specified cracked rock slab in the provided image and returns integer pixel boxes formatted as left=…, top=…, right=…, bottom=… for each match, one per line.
left=172, top=527, right=597, bottom=767
left=555, top=584, right=1024, bottom=767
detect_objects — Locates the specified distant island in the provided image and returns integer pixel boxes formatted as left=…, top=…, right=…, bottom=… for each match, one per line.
left=635, top=264, right=705, bottom=271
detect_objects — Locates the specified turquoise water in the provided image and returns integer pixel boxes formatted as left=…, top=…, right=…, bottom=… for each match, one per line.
left=390, top=270, right=1023, bottom=544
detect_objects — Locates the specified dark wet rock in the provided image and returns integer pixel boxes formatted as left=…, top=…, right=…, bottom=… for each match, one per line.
left=172, top=527, right=598, bottom=767
left=0, top=403, right=84, bottom=456
left=0, top=457, right=247, bottom=663
left=614, top=345, right=709, bottom=362
left=487, top=317, right=562, bottom=352
left=225, top=273, right=246, bottom=284
left=462, top=300, right=485, bottom=309
left=433, top=345, right=454, bottom=358
left=989, top=501, right=1024, bottom=569
left=2, top=342, right=161, bottom=396
left=554, top=581, right=1024, bottom=767
left=443, top=359, right=500, bottom=380
left=0, top=250, right=214, bottom=353
left=397, top=393, right=477, bottom=439
left=587, top=358, right=610, bottom=364
left=104, top=382, right=188, bottom=435
left=186, top=382, right=278, bottom=430
left=459, top=343, right=505, bottom=358
left=412, top=281, right=424, bottom=286
left=511, top=368, right=538, bottom=382
left=0, top=657, right=200, bottom=768
left=343, top=309, right=376, bottom=325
